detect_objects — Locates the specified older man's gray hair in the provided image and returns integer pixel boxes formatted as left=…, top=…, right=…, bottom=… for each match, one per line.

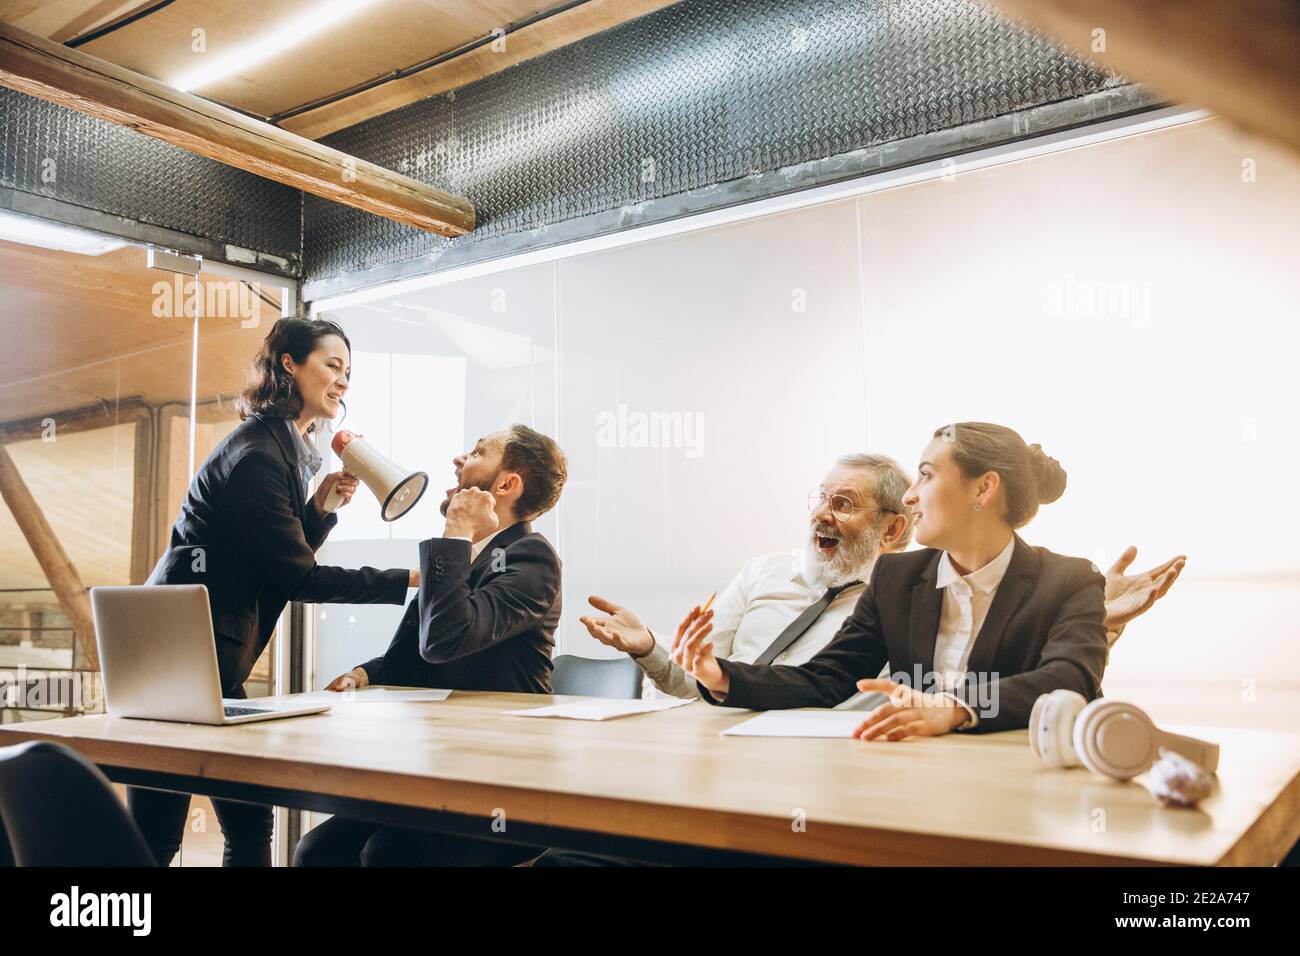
left=835, top=453, right=913, bottom=550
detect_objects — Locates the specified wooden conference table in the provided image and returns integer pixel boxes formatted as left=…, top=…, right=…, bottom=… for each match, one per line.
left=1, top=688, right=1298, bottom=866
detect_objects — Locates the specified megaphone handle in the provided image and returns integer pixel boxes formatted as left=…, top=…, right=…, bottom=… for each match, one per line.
left=321, top=484, right=343, bottom=513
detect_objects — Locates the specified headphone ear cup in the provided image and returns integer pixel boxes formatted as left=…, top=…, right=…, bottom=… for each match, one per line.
left=1030, top=690, right=1086, bottom=767
left=1073, top=700, right=1159, bottom=781
left=1029, top=695, right=1048, bottom=760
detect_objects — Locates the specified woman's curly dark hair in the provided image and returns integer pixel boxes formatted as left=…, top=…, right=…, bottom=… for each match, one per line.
left=235, top=317, right=351, bottom=425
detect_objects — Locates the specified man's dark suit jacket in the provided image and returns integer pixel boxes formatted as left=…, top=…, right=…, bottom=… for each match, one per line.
left=703, top=534, right=1108, bottom=733
left=358, top=521, right=560, bottom=694
left=147, top=413, right=409, bottom=693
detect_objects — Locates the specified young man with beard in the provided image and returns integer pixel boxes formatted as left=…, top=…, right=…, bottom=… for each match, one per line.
left=584, top=454, right=913, bottom=699
left=294, top=423, right=567, bottom=866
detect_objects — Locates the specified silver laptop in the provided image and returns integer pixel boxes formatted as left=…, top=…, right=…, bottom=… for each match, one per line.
left=90, top=585, right=330, bottom=725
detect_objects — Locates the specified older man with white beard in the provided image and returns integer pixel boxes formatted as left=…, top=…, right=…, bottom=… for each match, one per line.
left=582, top=454, right=913, bottom=699
left=582, top=453, right=1187, bottom=702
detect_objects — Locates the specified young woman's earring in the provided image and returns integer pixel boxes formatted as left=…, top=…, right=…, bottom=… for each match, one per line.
left=973, top=501, right=982, bottom=512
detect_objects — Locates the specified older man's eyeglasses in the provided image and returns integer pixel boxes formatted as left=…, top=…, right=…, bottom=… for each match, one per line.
left=807, top=492, right=894, bottom=522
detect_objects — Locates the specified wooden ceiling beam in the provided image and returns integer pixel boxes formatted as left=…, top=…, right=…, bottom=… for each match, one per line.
left=0, top=22, right=475, bottom=235
left=986, top=0, right=1300, bottom=158
left=0, top=444, right=100, bottom=670
left=0, top=398, right=151, bottom=446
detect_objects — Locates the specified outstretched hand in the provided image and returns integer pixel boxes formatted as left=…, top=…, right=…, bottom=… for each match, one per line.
left=580, top=596, right=655, bottom=656
left=1103, top=546, right=1186, bottom=637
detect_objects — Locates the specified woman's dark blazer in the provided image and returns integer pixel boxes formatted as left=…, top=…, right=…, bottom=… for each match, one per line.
left=147, top=413, right=409, bottom=692
left=704, top=534, right=1108, bottom=733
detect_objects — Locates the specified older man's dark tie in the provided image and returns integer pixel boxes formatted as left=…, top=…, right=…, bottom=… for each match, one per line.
left=752, top=583, right=859, bottom=666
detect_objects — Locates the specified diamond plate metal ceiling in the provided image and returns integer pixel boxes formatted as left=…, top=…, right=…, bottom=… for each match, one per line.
left=0, top=0, right=1150, bottom=296
left=304, top=0, right=1143, bottom=296
left=0, top=87, right=301, bottom=265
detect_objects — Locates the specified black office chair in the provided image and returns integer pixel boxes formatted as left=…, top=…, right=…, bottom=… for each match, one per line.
left=0, top=740, right=157, bottom=866
left=552, top=654, right=644, bottom=699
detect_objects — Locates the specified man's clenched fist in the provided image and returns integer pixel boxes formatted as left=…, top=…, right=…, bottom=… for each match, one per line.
left=443, top=487, right=499, bottom=541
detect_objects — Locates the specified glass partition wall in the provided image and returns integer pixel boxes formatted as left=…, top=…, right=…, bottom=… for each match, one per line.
left=0, top=234, right=285, bottom=864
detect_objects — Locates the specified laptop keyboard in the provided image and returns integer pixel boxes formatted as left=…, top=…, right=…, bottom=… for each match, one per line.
left=223, top=705, right=273, bottom=717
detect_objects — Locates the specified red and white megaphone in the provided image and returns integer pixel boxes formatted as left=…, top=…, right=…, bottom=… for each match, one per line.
left=322, top=430, right=428, bottom=521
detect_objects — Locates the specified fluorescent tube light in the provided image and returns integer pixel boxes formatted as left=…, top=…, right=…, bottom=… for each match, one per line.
left=0, top=211, right=128, bottom=256
left=172, top=0, right=383, bottom=93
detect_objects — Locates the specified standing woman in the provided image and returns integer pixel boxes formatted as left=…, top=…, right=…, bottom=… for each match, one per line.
left=133, top=317, right=415, bottom=866
left=677, top=422, right=1109, bottom=738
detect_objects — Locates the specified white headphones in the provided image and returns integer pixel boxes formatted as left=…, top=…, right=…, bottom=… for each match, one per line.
left=1029, top=690, right=1220, bottom=782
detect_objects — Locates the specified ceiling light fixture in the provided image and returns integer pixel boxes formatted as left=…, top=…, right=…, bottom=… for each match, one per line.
left=0, top=211, right=128, bottom=255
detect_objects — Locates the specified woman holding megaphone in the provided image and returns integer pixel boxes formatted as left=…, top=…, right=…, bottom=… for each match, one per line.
left=134, top=316, right=416, bottom=867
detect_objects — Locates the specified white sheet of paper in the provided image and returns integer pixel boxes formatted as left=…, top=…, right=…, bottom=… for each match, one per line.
left=333, top=687, right=453, bottom=703
left=249, top=688, right=453, bottom=706
left=720, top=710, right=866, bottom=738
left=505, top=698, right=693, bottom=721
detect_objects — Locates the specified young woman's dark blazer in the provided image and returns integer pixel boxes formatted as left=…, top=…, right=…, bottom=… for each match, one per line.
left=147, top=413, right=409, bottom=693
left=703, top=534, right=1108, bottom=733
